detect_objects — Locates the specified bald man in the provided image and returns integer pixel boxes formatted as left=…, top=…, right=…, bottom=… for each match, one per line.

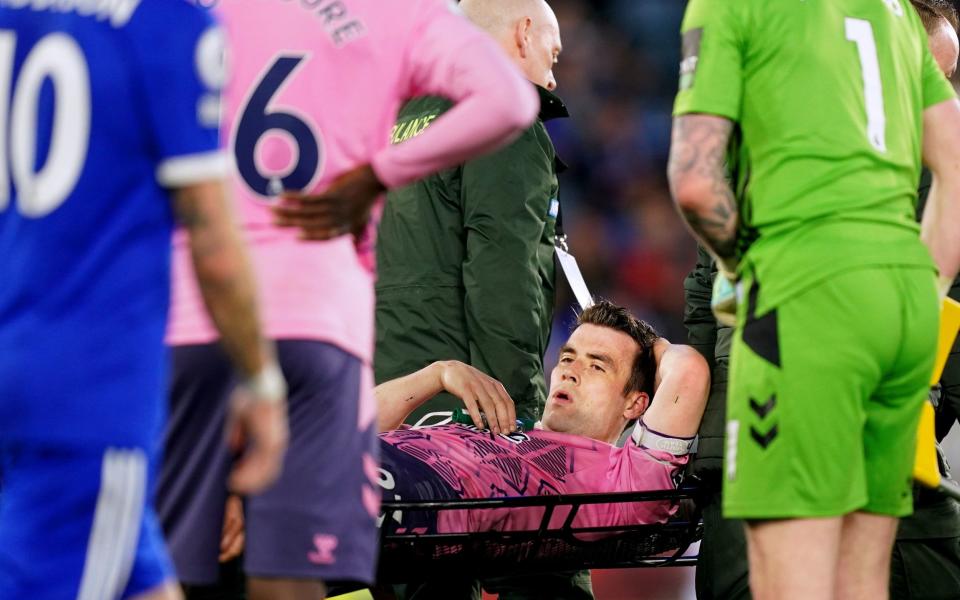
left=375, top=0, right=564, bottom=440
left=459, top=0, right=561, bottom=90
left=374, top=2, right=590, bottom=599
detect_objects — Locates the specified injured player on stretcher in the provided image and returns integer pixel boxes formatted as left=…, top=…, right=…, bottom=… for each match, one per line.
left=375, top=300, right=710, bottom=533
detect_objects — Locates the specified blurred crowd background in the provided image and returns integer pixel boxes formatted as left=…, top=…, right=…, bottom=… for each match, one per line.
left=545, top=0, right=960, bottom=355
left=543, top=0, right=689, bottom=366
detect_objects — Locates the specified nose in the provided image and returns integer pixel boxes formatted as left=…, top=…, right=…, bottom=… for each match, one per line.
left=560, top=365, right=578, bottom=385
left=546, top=73, right=557, bottom=91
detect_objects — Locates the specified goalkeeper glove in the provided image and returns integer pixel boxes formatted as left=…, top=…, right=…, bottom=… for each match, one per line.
left=711, top=268, right=739, bottom=327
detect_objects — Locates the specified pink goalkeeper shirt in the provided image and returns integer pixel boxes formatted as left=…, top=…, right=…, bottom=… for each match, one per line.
left=380, top=424, right=689, bottom=533
left=167, top=0, right=538, bottom=362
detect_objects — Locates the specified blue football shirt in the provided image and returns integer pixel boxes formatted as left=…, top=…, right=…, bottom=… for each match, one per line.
left=0, top=0, right=228, bottom=449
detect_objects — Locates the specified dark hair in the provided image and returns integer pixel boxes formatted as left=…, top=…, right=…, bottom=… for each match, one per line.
left=912, top=0, right=959, bottom=33
left=575, top=299, right=660, bottom=399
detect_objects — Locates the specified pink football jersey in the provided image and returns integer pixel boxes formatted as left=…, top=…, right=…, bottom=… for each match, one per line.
left=167, top=0, right=538, bottom=364
left=380, top=424, right=688, bottom=533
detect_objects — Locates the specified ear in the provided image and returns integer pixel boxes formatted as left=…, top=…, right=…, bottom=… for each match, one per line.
left=623, top=391, right=649, bottom=421
left=515, top=17, right=533, bottom=58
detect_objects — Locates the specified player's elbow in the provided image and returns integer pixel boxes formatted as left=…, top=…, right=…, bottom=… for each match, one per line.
left=490, top=77, right=539, bottom=136
left=669, top=175, right=714, bottom=214
left=512, top=83, right=540, bottom=130
left=680, top=347, right=711, bottom=394
left=665, top=344, right=711, bottom=398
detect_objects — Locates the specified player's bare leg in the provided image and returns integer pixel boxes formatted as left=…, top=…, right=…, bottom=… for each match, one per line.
left=745, top=517, right=842, bottom=600
left=248, top=577, right=327, bottom=600
left=130, top=581, right=184, bottom=600
left=834, top=511, right=897, bottom=600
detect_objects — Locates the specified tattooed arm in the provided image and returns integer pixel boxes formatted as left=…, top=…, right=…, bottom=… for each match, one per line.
left=667, top=113, right=739, bottom=274
left=173, top=181, right=275, bottom=378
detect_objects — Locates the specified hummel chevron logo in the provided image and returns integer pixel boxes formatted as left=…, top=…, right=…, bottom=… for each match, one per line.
left=749, top=395, right=776, bottom=419
left=307, top=534, right=338, bottom=565
left=750, top=424, right=778, bottom=449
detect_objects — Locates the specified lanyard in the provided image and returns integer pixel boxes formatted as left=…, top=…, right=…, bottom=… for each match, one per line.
left=552, top=196, right=593, bottom=310
left=555, top=233, right=594, bottom=310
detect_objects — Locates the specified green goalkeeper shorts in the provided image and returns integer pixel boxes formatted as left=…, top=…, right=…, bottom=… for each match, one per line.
left=723, top=266, right=939, bottom=519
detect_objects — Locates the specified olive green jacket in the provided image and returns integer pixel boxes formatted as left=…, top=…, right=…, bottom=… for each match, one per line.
left=375, top=86, right=568, bottom=423
left=682, top=246, right=733, bottom=484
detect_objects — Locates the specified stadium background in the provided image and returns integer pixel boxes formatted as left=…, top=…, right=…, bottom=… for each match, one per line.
left=525, top=0, right=960, bottom=598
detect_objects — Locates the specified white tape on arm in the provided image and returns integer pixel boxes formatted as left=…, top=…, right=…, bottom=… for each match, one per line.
left=631, top=420, right=696, bottom=456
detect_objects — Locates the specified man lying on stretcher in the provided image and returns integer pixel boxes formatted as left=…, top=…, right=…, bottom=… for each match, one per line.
left=375, top=300, right=710, bottom=533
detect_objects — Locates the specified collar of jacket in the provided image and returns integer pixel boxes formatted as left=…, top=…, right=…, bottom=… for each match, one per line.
left=536, top=85, right=569, bottom=121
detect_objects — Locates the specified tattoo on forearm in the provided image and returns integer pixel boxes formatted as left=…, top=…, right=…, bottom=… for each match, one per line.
left=668, top=115, right=739, bottom=263
left=175, top=190, right=266, bottom=376
left=175, top=197, right=227, bottom=260
left=174, top=198, right=209, bottom=229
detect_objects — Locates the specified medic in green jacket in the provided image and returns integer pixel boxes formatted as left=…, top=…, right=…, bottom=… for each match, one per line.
left=375, top=85, right=568, bottom=424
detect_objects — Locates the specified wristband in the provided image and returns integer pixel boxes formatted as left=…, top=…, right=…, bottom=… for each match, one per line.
left=243, top=363, right=287, bottom=405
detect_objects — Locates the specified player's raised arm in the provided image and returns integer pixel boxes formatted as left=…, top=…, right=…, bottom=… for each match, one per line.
left=369, top=1, right=540, bottom=189
left=273, top=0, right=539, bottom=241
left=639, top=338, right=710, bottom=439
left=921, top=97, right=960, bottom=297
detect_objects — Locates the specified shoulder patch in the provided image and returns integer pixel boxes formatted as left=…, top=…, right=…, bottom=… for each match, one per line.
left=679, top=28, right=703, bottom=91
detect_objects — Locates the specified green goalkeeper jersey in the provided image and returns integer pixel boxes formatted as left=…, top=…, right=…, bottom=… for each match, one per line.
left=674, top=0, right=956, bottom=313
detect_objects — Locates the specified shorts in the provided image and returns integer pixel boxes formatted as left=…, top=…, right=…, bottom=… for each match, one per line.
left=158, top=340, right=379, bottom=586
left=724, top=266, right=939, bottom=519
left=0, top=444, right=172, bottom=599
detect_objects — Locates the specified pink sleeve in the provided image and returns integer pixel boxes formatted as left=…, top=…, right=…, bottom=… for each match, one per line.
left=370, top=1, right=540, bottom=188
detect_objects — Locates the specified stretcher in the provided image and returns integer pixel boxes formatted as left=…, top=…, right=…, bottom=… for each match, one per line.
left=328, top=485, right=701, bottom=598
left=376, top=485, right=702, bottom=582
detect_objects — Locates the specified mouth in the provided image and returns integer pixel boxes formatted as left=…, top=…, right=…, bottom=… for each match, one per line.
left=551, top=390, right=573, bottom=405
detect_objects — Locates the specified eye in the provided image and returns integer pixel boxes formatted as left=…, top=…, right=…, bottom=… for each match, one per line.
left=560, top=356, right=573, bottom=364
left=590, top=364, right=605, bottom=372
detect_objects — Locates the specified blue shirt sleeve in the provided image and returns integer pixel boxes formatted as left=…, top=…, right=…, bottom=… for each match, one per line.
left=127, top=1, right=228, bottom=188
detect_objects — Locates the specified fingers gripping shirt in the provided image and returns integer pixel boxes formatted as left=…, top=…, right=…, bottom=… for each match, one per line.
left=378, top=425, right=688, bottom=534
left=673, top=0, right=956, bottom=313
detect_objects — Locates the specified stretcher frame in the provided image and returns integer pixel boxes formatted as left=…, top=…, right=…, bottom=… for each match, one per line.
left=376, top=486, right=703, bottom=582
